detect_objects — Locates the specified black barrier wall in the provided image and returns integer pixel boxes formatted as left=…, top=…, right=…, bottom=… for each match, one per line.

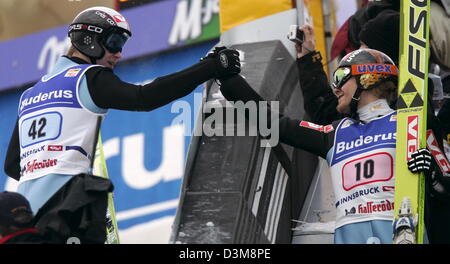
left=171, top=41, right=318, bottom=243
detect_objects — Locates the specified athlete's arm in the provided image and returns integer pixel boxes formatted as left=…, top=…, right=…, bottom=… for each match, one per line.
left=296, top=51, right=345, bottom=125
left=278, top=117, right=335, bottom=158
left=85, top=60, right=211, bottom=111
left=220, top=74, right=335, bottom=158
left=4, top=119, right=21, bottom=180
left=84, top=52, right=238, bottom=111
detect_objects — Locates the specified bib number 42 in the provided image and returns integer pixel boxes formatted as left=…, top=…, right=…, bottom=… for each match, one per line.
left=28, top=117, right=47, bottom=140
left=20, top=112, right=62, bottom=148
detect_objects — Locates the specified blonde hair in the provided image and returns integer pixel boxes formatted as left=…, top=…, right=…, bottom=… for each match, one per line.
left=66, top=45, right=77, bottom=57
left=369, top=80, right=397, bottom=103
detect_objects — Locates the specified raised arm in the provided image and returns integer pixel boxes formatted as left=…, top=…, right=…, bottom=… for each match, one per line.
left=295, top=24, right=345, bottom=125
left=219, top=74, right=336, bottom=159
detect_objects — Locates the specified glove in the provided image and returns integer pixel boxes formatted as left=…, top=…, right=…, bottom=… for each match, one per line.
left=429, top=170, right=450, bottom=201
left=430, top=170, right=450, bottom=201
left=215, top=49, right=241, bottom=78
left=201, top=46, right=227, bottom=61
left=202, top=47, right=241, bottom=78
left=407, top=148, right=432, bottom=173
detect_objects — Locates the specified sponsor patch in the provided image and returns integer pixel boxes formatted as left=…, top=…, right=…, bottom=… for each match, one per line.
left=48, top=145, right=63, bottom=151
left=340, top=119, right=354, bottom=129
left=25, top=159, right=58, bottom=174
left=20, top=90, right=73, bottom=112
left=357, top=200, right=394, bottom=214
left=299, top=121, right=334, bottom=133
left=382, top=186, right=395, bottom=192
left=351, top=63, right=398, bottom=75
left=335, top=133, right=396, bottom=154
left=64, top=68, right=81, bottom=78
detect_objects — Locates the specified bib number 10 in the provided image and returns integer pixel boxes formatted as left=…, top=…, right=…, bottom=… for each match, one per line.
left=354, top=159, right=375, bottom=181
left=342, top=152, right=393, bottom=191
left=20, top=112, right=62, bottom=148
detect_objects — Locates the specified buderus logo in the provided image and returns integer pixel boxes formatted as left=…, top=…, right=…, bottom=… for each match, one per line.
left=336, top=133, right=396, bottom=154
left=20, top=90, right=73, bottom=111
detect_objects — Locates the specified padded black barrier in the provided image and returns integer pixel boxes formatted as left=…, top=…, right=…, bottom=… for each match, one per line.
left=171, top=40, right=319, bottom=244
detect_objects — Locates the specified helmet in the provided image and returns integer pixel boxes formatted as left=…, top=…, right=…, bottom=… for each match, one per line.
left=332, top=48, right=398, bottom=91
left=68, top=7, right=132, bottom=61
left=331, top=48, right=398, bottom=117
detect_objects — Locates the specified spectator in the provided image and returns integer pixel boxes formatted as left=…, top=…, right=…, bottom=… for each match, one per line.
left=0, top=191, right=44, bottom=244
left=331, top=0, right=399, bottom=61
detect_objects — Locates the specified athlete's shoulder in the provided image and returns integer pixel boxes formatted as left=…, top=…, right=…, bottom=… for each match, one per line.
left=333, top=118, right=347, bottom=127
left=84, top=64, right=111, bottom=75
left=335, top=117, right=356, bottom=130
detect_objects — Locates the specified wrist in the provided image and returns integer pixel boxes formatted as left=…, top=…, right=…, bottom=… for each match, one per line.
left=297, top=50, right=312, bottom=59
left=193, top=58, right=218, bottom=79
left=297, top=51, right=322, bottom=64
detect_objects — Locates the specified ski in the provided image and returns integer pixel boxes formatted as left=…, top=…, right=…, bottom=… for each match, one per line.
left=393, top=0, right=431, bottom=244
left=93, top=133, right=120, bottom=244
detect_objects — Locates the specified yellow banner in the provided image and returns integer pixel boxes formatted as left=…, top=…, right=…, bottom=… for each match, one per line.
left=304, top=0, right=329, bottom=75
left=219, top=0, right=293, bottom=33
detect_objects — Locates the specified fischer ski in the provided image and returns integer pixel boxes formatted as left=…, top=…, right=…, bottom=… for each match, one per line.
left=393, top=0, right=431, bottom=244
left=93, top=133, right=120, bottom=244
left=426, top=130, right=450, bottom=173
left=393, top=197, right=417, bottom=244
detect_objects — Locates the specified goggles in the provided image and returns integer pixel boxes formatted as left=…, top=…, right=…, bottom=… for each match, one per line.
left=331, top=67, right=352, bottom=90
left=331, top=63, right=398, bottom=90
left=102, top=30, right=130, bottom=54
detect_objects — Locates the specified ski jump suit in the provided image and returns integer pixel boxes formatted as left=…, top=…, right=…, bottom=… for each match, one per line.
left=297, top=51, right=450, bottom=244
left=329, top=109, right=396, bottom=244
left=4, top=55, right=223, bottom=214
left=220, top=74, right=397, bottom=244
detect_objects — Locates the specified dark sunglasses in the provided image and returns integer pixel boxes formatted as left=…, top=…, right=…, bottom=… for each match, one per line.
left=103, top=31, right=130, bottom=54
left=331, top=67, right=352, bottom=90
